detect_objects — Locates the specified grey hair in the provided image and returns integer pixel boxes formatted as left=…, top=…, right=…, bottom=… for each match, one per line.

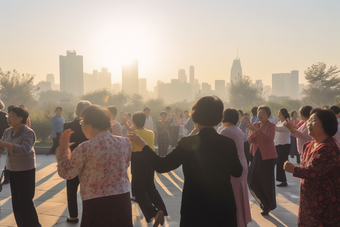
left=258, top=105, right=271, bottom=117
left=74, top=100, right=91, bottom=118
left=0, top=100, right=4, bottom=111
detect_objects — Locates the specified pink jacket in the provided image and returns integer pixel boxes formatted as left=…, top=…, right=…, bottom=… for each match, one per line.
left=248, top=121, right=278, bottom=160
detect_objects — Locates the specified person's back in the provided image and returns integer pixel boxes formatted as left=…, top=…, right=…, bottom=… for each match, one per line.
left=133, top=128, right=154, bottom=151
left=176, top=128, right=242, bottom=226
left=64, top=119, right=88, bottom=150
left=59, top=132, right=131, bottom=200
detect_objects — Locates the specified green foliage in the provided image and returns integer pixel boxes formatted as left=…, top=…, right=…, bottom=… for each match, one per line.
left=302, top=62, right=340, bottom=106
left=229, top=75, right=264, bottom=108
left=39, top=90, right=76, bottom=105
left=30, top=109, right=51, bottom=142
left=0, top=68, right=39, bottom=108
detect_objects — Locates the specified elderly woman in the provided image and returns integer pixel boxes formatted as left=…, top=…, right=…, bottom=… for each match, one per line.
left=0, top=106, right=41, bottom=227
left=220, top=109, right=251, bottom=227
left=63, top=100, right=91, bottom=223
left=56, top=105, right=133, bottom=227
left=244, top=105, right=277, bottom=215
left=128, top=96, right=243, bottom=227
left=284, top=108, right=340, bottom=226
left=274, top=108, right=291, bottom=187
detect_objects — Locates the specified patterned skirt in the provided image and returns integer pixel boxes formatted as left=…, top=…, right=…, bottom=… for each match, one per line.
left=81, top=192, right=132, bottom=227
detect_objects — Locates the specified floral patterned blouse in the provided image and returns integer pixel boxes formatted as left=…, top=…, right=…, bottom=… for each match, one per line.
left=293, top=137, right=340, bottom=226
left=157, top=120, right=170, bottom=135
left=57, top=131, right=131, bottom=201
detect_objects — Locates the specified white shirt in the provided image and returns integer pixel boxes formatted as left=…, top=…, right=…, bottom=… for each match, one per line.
left=182, top=117, right=189, bottom=136
left=274, top=120, right=291, bottom=146
left=144, top=116, right=154, bottom=131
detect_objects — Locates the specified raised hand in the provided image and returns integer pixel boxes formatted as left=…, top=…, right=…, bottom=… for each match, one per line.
left=284, top=120, right=295, bottom=133
left=58, top=129, right=75, bottom=151
left=120, top=112, right=127, bottom=125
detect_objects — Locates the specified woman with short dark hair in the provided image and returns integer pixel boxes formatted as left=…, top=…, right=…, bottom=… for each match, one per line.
left=284, top=108, right=340, bottom=226
left=128, top=96, right=243, bottom=226
left=244, top=105, right=277, bottom=215
left=274, top=108, right=291, bottom=187
left=63, top=100, right=91, bottom=223
left=0, top=106, right=41, bottom=227
left=56, top=105, right=132, bottom=227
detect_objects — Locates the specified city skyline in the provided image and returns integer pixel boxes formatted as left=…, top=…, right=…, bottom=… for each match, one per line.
left=0, top=1, right=339, bottom=90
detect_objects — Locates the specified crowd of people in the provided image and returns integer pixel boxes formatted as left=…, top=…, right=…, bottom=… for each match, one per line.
left=0, top=97, right=340, bottom=226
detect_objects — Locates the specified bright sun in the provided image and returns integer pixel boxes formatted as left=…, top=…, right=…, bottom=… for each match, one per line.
left=100, top=34, right=149, bottom=68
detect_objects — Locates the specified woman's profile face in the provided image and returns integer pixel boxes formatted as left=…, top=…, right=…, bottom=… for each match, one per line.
left=307, top=113, right=324, bottom=138
left=278, top=110, right=285, bottom=121
left=257, top=109, right=269, bottom=122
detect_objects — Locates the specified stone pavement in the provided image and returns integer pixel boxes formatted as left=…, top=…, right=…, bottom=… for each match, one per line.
left=0, top=154, right=300, bottom=227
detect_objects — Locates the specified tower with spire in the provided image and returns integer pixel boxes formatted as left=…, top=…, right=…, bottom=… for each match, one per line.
left=230, top=50, right=243, bottom=83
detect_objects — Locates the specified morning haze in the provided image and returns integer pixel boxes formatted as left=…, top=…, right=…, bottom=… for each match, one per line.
left=0, top=0, right=339, bottom=94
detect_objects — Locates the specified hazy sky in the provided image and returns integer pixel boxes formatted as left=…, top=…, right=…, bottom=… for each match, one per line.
left=1, top=0, right=339, bottom=90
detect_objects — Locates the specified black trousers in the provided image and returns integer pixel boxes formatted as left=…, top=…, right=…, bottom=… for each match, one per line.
left=276, top=144, right=291, bottom=182
left=67, top=176, right=80, bottom=218
left=171, top=126, right=179, bottom=147
left=131, top=152, right=168, bottom=222
left=3, top=166, right=10, bottom=182
left=244, top=141, right=250, bottom=166
left=248, top=150, right=276, bottom=211
left=9, top=169, right=41, bottom=227
left=49, top=132, right=61, bottom=154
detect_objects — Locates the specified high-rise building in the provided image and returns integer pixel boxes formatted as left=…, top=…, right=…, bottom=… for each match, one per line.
left=83, top=72, right=98, bottom=93
left=139, top=78, right=147, bottom=96
left=122, top=59, right=138, bottom=94
left=215, top=80, right=226, bottom=100
left=59, top=50, right=84, bottom=96
left=272, top=70, right=299, bottom=99
left=158, top=79, right=192, bottom=102
left=189, top=66, right=195, bottom=85
left=230, top=58, right=242, bottom=83
left=46, top=74, right=54, bottom=85
left=178, top=69, right=187, bottom=83
left=97, top=68, right=111, bottom=90
left=202, top=82, right=212, bottom=95
left=255, top=80, right=264, bottom=91
left=46, top=74, right=58, bottom=90
left=37, top=81, right=52, bottom=92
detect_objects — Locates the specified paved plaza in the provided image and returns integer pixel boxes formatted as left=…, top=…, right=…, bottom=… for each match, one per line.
left=0, top=154, right=300, bottom=227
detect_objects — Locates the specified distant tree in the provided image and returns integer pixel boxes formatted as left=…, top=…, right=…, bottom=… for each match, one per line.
left=228, top=75, right=264, bottom=108
left=39, top=90, right=76, bottom=104
left=302, top=62, right=340, bottom=106
left=0, top=68, right=39, bottom=108
left=81, top=89, right=114, bottom=106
